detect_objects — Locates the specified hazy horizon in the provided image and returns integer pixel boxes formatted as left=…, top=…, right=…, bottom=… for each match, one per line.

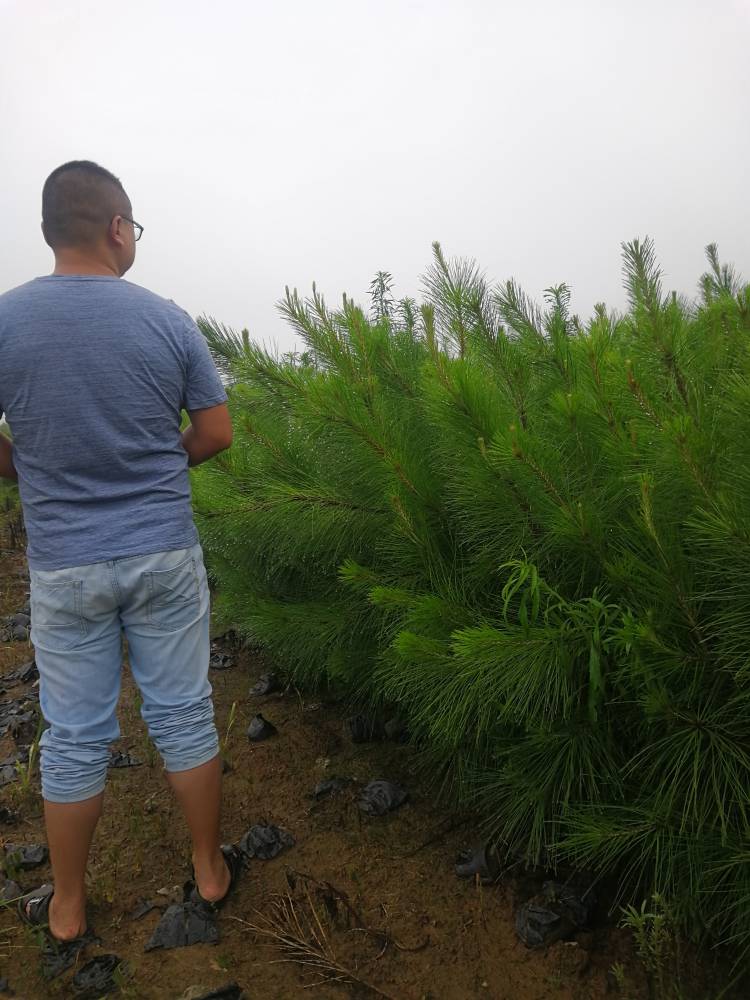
left=2, top=0, right=748, bottom=353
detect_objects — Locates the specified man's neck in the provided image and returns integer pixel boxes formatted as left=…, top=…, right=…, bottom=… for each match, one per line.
left=52, top=249, right=120, bottom=277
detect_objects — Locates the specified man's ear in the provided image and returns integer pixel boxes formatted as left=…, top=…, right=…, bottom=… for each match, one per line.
left=109, top=215, right=125, bottom=247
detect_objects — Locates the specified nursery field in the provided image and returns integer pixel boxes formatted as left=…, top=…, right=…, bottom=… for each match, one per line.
left=1, top=238, right=750, bottom=998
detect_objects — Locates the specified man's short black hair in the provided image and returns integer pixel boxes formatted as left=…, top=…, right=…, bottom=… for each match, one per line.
left=42, top=160, right=131, bottom=250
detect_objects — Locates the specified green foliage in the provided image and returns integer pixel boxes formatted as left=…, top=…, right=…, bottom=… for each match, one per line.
left=0, top=479, right=18, bottom=511
left=615, top=895, right=686, bottom=1000
left=192, top=240, right=750, bottom=958
left=0, top=477, right=23, bottom=549
left=0, top=424, right=23, bottom=547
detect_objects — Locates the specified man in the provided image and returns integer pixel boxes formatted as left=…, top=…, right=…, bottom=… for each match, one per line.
left=0, top=161, right=238, bottom=942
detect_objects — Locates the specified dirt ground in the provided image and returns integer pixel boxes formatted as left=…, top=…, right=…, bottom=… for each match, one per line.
left=0, top=544, right=739, bottom=1000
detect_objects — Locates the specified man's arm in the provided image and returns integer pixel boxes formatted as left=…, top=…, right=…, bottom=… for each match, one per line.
left=0, top=429, right=18, bottom=482
left=181, top=403, right=233, bottom=468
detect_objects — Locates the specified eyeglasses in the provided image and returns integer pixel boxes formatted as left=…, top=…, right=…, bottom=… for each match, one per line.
left=122, top=216, right=144, bottom=242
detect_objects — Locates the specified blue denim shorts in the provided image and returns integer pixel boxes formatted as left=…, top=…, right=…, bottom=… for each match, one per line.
left=29, top=543, right=219, bottom=803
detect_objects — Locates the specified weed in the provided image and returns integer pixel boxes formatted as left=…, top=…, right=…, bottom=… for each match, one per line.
left=14, top=716, right=44, bottom=792
left=113, top=959, right=137, bottom=996
left=133, top=727, right=158, bottom=768
left=2, top=853, right=22, bottom=882
left=615, top=894, right=685, bottom=1000
left=220, top=699, right=238, bottom=761
left=609, top=962, right=637, bottom=1000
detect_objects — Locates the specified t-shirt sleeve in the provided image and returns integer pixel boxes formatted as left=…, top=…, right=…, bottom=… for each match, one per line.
left=182, top=319, right=228, bottom=411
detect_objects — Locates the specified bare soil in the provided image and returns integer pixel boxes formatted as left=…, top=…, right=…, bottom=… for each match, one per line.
left=0, top=545, right=733, bottom=1000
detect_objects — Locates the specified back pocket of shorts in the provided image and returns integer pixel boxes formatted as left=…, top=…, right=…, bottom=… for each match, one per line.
left=31, top=579, right=87, bottom=652
left=145, top=555, right=200, bottom=631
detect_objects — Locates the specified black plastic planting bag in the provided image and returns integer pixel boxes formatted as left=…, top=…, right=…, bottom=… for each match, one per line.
left=0, top=878, right=21, bottom=904
left=345, top=714, right=382, bottom=743
left=209, top=652, right=235, bottom=671
left=3, top=843, right=48, bottom=869
left=0, top=763, right=18, bottom=787
left=144, top=902, right=219, bottom=951
left=515, top=880, right=596, bottom=947
left=541, top=880, right=596, bottom=927
left=357, top=780, right=409, bottom=816
left=185, top=986, right=246, bottom=1000
left=455, top=843, right=501, bottom=883
left=312, top=777, right=353, bottom=800
left=107, top=750, right=142, bottom=768
left=41, top=930, right=98, bottom=980
left=515, top=902, right=569, bottom=948
left=249, top=672, right=280, bottom=696
left=4, top=660, right=38, bottom=685
left=71, top=954, right=129, bottom=997
left=246, top=714, right=277, bottom=741
left=238, top=824, right=295, bottom=860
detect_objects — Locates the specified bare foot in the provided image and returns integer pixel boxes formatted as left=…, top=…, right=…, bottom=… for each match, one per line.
left=193, top=850, right=231, bottom=904
left=46, top=893, right=87, bottom=942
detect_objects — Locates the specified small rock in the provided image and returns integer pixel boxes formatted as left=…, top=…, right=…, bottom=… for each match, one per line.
left=156, top=884, right=184, bottom=905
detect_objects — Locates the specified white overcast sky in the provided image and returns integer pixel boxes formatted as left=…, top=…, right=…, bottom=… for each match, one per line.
left=1, top=0, right=748, bottom=353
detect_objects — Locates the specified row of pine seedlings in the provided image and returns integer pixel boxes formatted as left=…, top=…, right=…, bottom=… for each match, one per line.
left=191, top=240, right=750, bottom=966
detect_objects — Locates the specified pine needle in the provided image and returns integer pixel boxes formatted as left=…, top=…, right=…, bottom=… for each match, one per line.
left=228, top=886, right=402, bottom=999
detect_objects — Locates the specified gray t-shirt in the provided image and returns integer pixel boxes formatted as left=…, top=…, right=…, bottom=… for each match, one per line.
left=0, top=275, right=227, bottom=570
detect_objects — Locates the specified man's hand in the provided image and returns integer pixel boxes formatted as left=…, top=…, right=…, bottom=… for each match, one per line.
left=181, top=403, right=233, bottom=467
left=0, top=430, right=18, bottom=482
